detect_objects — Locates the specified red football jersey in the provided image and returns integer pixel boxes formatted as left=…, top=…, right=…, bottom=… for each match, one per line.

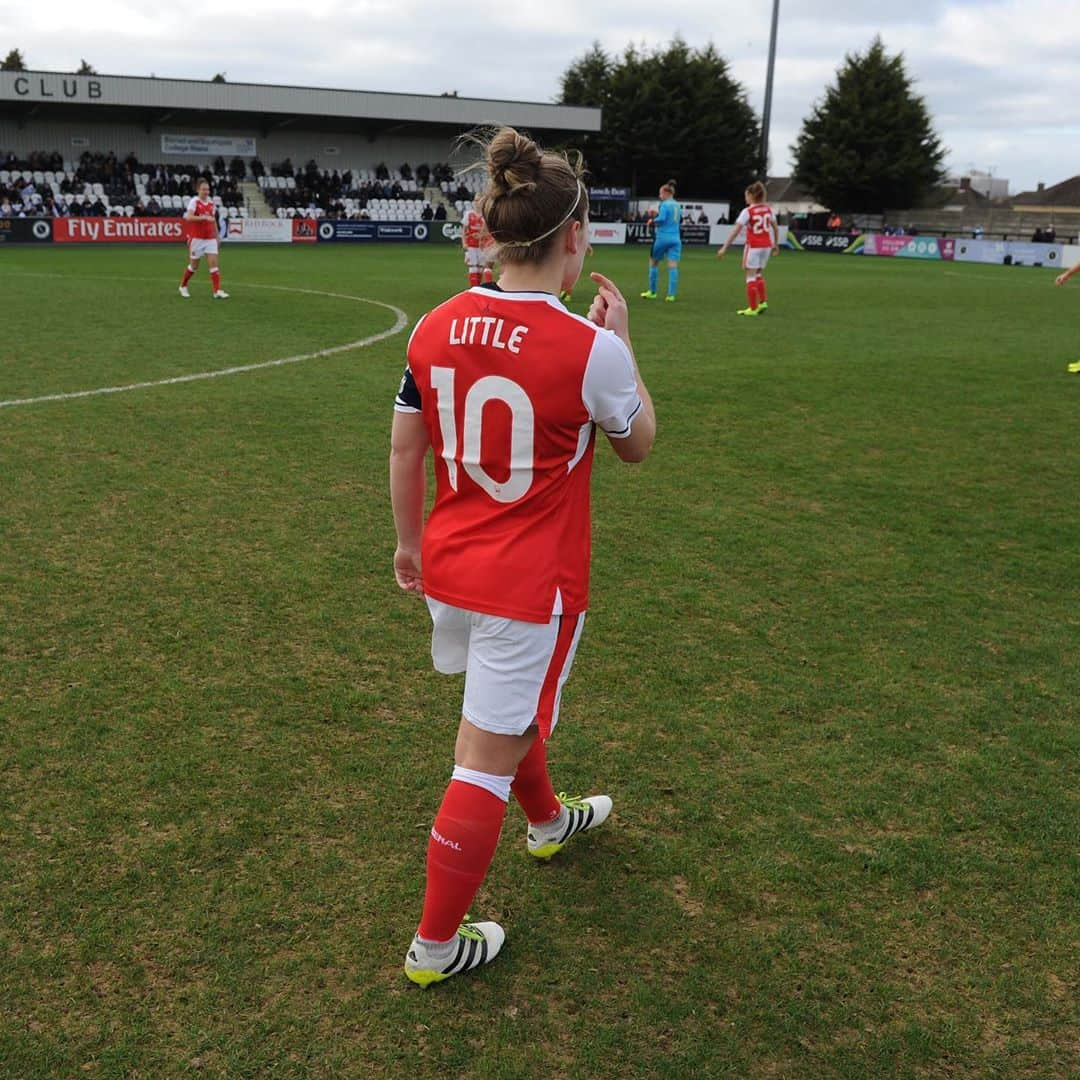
left=185, top=197, right=217, bottom=240
left=461, top=208, right=485, bottom=248
left=737, top=203, right=776, bottom=248
left=396, top=286, right=643, bottom=623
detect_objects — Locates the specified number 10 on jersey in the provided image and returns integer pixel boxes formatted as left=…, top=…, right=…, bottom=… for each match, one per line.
left=430, top=366, right=536, bottom=504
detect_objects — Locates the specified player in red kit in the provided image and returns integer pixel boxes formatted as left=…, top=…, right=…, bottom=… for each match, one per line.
left=179, top=179, right=228, bottom=299
left=390, top=127, right=656, bottom=986
left=460, top=200, right=495, bottom=287
left=717, top=181, right=778, bottom=317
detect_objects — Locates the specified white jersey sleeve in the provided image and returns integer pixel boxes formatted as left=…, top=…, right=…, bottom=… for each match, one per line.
left=185, top=196, right=199, bottom=216
left=581, top=329, right=642, bottom=439
left=735, top=207, right=750, bottom=227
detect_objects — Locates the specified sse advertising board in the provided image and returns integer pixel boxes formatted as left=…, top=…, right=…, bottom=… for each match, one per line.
left=53, top=217, right=184, bottom=243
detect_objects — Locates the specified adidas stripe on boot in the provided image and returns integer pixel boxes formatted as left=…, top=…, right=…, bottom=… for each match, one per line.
left=527, top=793, right=612, bottom=860
left=404, top=921, right=505, bottom=988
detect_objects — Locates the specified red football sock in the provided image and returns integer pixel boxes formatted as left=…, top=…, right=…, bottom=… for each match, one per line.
left=210, top=268, right=221, bottom=293
left=181, top=265, right=195, bottom=287
left=481, top=267, right=494, bottom=284
left=418, top=780, right=507, bottom=943
left=746, top=281, right=759, bottom=310
left=511, top=737, right=561, bottom=824
left=468, top=271, right=482, bottom=287
left=757, top=277, right=767, bottom=303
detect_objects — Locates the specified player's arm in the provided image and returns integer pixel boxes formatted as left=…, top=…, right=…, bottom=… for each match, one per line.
left=771, top=216, right=780, bottom=253
left=717, top=222, right=743, bottom=258
left=1055, top=262, right=1080, bottom=286
left=389, top=372, right=430, bottom=594
left=586, top=272, right=655, bottom=463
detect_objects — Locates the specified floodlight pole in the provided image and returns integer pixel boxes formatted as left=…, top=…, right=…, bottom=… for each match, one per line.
left=761, top=0, right=780, bottom=176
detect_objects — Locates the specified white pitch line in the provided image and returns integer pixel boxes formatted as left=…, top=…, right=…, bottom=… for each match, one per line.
left=0, top=278, right=408, bottom=410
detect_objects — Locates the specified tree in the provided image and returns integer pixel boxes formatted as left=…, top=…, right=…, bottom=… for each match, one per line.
left=792, top=37, right=945, bottom=213
left=559, top=38, right=760, bottom=200
left=76, top=59, right=97, bottom=74
left=2, top=48, right=27, bottom=71
left=211, top=72, right=227, bottom=83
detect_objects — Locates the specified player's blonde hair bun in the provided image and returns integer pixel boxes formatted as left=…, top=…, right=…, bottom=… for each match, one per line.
left=487, top=129, right=543, bottom=197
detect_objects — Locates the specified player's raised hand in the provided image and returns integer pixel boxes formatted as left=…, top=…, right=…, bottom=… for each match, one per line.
left=394, top=546, right=424, bottom=595
left=588, top=272, right=629, bottom=338
left=1055, top=271, right=1071, bottom=286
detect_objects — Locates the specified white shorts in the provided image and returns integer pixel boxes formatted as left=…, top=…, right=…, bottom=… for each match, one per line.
left=743, top=245, right=771, bottom=272
left=427, top=597, right=585, bottom=738
left=464, top=246, right=485, bottom=270
left=189, top=238, right=219, bottom=259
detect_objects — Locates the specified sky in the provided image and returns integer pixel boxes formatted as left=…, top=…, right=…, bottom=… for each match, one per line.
left=5, top=0, right=1080, bottom=195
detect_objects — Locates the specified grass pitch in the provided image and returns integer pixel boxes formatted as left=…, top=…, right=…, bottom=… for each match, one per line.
left=1, top=243, right=1077, bottom=1078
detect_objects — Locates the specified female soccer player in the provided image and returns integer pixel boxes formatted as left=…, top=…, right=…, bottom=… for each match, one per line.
left=179, top=179, right=227, bottom=299
left=390, top=127, right=656, bottom=987
left=641, top=180, right=681, bottom=302
left=717, top=181, right=778, bottom=316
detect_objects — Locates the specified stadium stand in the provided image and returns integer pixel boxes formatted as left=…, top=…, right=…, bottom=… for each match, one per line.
left=1, top=148, right=471, bottom=223
left=0, top=149, right=245, bottom=219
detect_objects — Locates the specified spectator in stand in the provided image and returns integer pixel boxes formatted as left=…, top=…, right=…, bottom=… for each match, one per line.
left=375, top=161, right=390, bottom=180
left=434, top=203, right=446, bottom=221
left=250, top=157, right=265, bottom=178
left=400, top=162, right=413, bottom=181
left=1033, top=226, right=1046, bottom=243
left=421, top=204, right=434, bottom=221
left=827, top=211, right=842, bottom=231
left=697, top=210, right=709, bottom=224
left=417, top=163, right=431, bottom=185
left=0, top=199, right=13, bottom=218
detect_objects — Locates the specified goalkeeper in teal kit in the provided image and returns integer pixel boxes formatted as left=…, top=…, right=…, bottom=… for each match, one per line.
left=641, top=179, right=682, bottom=302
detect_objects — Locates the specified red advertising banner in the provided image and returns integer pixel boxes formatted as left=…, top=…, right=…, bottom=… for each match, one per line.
left=291, top=218, right=318, bottom=243
left=53, top=217, right=185, bottom=243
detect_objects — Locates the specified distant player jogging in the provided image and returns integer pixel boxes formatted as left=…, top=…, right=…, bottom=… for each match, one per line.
left=390, top=126, right=656, bottom=987
left=641, top=180, right=681, bottom=302
left=717, top=181, right=778, bottom=317
left=461, top=200, right=495, bottom=287
left=178, top=179, right=227, bottom=299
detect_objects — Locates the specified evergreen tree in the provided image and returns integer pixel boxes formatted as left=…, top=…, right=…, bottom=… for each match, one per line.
left=76, top=60, right=97, bottom=75
left=792, top=37, right=945, bottom=213
left=2, top=48, right=27, bottom=71
left=560, top=38, right=760, bottom=199
left=211, top=72, right=227, bottom=83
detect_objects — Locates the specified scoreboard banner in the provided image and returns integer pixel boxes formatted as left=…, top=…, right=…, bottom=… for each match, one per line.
left=53, top=216, right=184, bottom=243
left=318, top=220, right=430, bottom=242
left=0, top=217, right=53, bottom=243
left=789, top=230, right=861, bottom=254
left=953, top=238, right=1063, bottom=266
left=225, top=217, right=293, bottom=243
left=862, top=234, right=955, bottom=260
